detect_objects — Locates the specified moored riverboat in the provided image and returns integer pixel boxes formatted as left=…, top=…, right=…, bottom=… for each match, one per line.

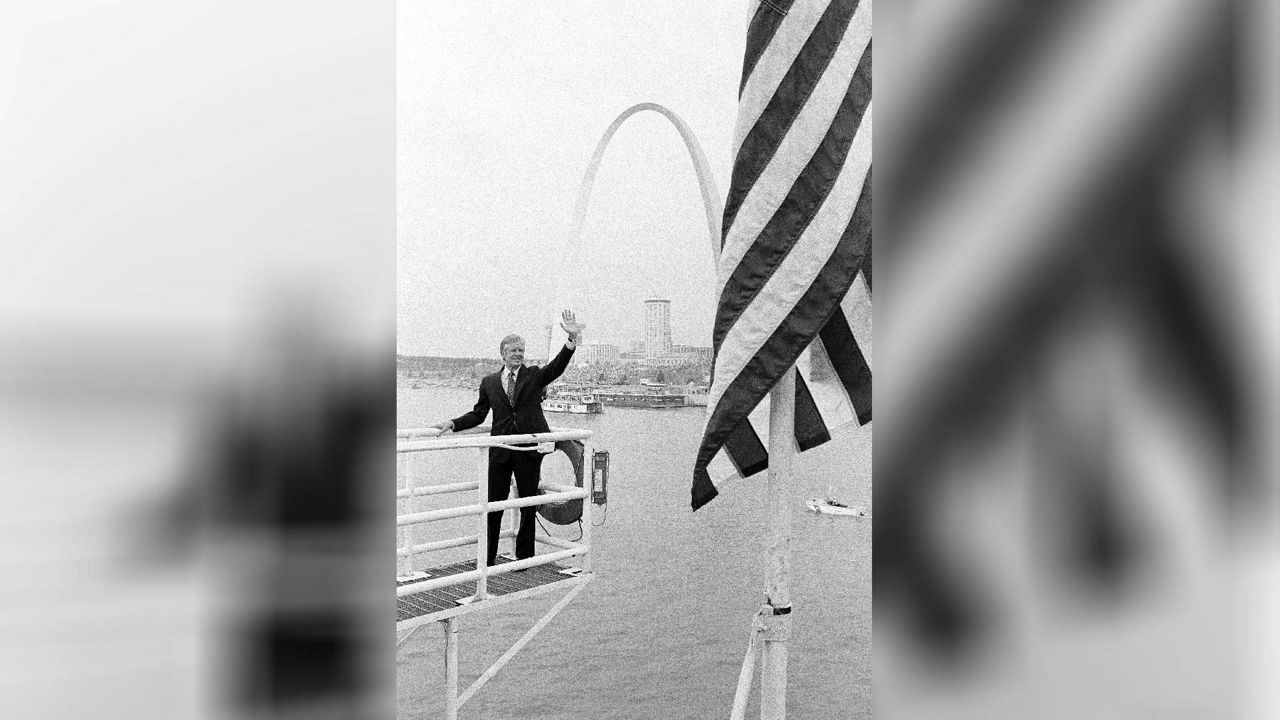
left=542, top=390, right=604, bottom=414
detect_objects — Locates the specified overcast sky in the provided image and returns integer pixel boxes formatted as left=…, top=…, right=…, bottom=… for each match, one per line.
left=397, top=2, right=748, bottom=358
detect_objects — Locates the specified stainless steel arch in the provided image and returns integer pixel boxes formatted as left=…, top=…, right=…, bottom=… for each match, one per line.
left=549, top=103, right=723, bottom=356
left=568, top=102, right=723, bottom=262
left=547, top=103, right=727, bottom=356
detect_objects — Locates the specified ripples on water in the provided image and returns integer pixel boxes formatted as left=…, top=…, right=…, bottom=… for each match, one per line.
left=397, top=386, right=870, bottom=719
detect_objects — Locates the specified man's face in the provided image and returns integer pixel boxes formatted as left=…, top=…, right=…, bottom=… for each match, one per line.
left=501, top=341, right=525, bottom=369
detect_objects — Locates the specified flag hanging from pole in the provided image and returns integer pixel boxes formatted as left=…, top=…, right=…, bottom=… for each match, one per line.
left=693, top=0, right=872, bottom=510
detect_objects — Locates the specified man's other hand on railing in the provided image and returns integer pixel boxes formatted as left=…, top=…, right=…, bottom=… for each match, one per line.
left=429, top=420, right=454, bottom=435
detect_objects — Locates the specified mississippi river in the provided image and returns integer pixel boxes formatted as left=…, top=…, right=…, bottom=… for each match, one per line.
left=397, top=385, right=870, bottom=719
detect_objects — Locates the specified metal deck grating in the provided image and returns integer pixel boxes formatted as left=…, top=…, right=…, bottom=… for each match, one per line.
left=397, top=556, right=582, bottom=623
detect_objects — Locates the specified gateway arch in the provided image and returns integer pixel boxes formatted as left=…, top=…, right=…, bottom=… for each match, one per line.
left=550, top=103, right=723, bottom=352
left=568, top=102, right=723, bottom=260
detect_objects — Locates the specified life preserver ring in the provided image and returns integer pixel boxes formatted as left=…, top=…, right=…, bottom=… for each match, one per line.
left=537, top=439, right=585, bottom=525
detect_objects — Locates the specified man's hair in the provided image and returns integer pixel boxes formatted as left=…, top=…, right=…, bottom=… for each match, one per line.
left=499, top=334, right=524, bottom=353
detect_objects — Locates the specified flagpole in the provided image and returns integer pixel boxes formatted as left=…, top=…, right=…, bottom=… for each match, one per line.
left=760, top=366, right=795, bottom=720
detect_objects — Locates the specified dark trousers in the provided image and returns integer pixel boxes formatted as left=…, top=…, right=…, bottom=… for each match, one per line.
left=486, top=449, right=543, bottom=565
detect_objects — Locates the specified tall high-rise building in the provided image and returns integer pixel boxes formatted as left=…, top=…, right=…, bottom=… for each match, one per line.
left=644, top=296, right=672, bottom=358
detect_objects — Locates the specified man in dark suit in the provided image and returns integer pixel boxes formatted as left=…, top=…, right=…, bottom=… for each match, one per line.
left=432, top=309, right=585, bottom=566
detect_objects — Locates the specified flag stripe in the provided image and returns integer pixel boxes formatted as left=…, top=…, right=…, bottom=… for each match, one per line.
left=859, top=234, right=871, bottom=293
left=693, top=394, right=772, bottom=509
left=698, top=329, right=865, bottom=505
left=695, top=0, right=872, bottom=511
left=724, top=414, right=770, bottom=478
left=707, top=130, right=872, bottom=420
left=746, top=392, right=773, bottom=459
left=692, top=465, right=719, bottom=509
left=733, top=0, right=845, bottom=161
left=723, top=0, right=864, bottom=239
left=715, top=41, right=872, bottom=351
left=693, top=465, right=718, bottom=509
left=707, top=446, right=740, bottom=487
left=697, top=168, right=872, bottom=478
left=799, top=335, right=857, bottom=431
left=794, top=370, right=832, bottom=450
left=698, top=368, right=831, bottom=485
left=841, top=268, right=873, bottom=373
left=818, top=304, right=872, bottom=424
left=724, top=3, right=871, bottom=280
left=739, top=1, right=795, bottom=97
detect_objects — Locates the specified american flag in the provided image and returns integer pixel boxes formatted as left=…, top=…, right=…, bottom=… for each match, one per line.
left=693, top=0, right=872, bottom=510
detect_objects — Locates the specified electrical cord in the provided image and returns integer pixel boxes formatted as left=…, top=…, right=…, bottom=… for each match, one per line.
left=538, top=511, right=592, bottom=541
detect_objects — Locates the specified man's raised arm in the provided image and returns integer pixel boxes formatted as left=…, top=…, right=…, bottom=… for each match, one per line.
left=541, top=309, right=585, bottom=385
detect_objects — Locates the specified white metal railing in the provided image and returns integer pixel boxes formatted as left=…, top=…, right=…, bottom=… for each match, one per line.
left=396, top=424, right=594, bottom=604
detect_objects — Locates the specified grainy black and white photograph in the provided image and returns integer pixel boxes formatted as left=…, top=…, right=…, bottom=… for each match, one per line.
left=394, top=2, right=872, bottom=718
left=3, top=2, right=1279, bottom=720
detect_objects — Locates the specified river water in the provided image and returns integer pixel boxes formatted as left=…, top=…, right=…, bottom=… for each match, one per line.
left=397, top=385, right=871, bottom=719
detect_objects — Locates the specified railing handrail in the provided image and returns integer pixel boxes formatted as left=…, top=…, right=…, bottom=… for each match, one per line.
left=397, top=423, right=595, bottom=604
left=398, top=427, right=592, bottom=453
left=397, top=486, right=589, bottom=526
left=399, top=424, right=493, bottom=439
left=397, top=478, right=580, bottom=500
left=399, top=423, right=594, bottom=438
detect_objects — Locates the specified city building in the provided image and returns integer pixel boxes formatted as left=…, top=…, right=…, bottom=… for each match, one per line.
left=672, top=344, right=713, bottom=365
left=579, top=343, right=621, bottom=365
left=644, top=296, right=672, bottom=358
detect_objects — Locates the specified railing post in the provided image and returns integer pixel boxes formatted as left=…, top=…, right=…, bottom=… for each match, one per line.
left=396, top=459, right=406, bottom=577
left=409, top=453, right=420, bottom=573
left=475, top=446, right=489, bottom=600
left=509, top=473, right=520, bottom=539
left=443, top=617, right=459, bottom=720
left=580, top=456, right=593, bottom=573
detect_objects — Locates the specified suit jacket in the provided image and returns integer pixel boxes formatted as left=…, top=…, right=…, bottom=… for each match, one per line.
left=451, top=343, right=575, bottom=457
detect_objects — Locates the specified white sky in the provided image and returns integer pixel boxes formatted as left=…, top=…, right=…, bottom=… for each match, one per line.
left=397, top=1, right=748, bottom=358
left=2, top=3, right=393, bottom=359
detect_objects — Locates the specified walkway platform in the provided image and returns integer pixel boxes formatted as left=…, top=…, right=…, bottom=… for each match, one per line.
left=397, top=555, right=590, bottom=628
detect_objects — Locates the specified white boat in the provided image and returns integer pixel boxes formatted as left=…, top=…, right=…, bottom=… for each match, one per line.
left=805, top=497, right=867, bottom=517
left=542, top=392, right=604, bottom=414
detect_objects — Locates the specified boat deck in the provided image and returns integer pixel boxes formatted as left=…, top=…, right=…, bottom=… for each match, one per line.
left=397, top=556, right=589, bottom=626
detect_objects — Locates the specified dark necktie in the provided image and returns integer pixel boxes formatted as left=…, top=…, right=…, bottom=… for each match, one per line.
left=506, top=369, right=517, bottom=405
